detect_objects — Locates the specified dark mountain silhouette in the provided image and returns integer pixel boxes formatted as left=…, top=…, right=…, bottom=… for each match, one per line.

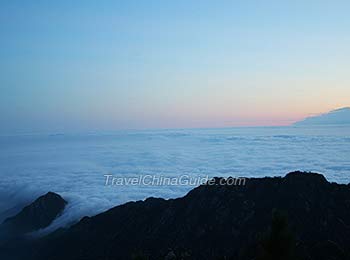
left=23, top=172, right=350, bottom=260
left=294, top=107, right=350, bottom=126
left=1, top=192, right=67, bottom=237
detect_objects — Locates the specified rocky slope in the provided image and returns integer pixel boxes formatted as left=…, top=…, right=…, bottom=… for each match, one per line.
left=30, top=172, right=350, bottom=260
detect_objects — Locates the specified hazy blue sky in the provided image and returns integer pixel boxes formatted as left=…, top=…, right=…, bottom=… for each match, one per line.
left=1, top=0, right=350, bottom=133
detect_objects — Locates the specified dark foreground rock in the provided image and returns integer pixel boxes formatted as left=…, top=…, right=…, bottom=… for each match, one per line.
left=1, top=192, right=67, bottom=237
left=4, top=172, right=350, bottom=260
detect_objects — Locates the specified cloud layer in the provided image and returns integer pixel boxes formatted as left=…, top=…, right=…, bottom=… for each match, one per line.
left=1, top=126, right=349, bottom=230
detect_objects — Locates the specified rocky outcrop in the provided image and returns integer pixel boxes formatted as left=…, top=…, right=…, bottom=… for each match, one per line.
left=31, top=172, right=350, bottom=260
left=1, top=192, right=67, bottom=236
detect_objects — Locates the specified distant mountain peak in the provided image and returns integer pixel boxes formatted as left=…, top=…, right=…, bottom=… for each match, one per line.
left=1, top=192, right=67, bottom=236
left=329, top=107, right=350, bottom=113
left=294, top=107, right=350, bottom=126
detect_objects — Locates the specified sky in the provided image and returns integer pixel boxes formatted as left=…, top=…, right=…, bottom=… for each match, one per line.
left=1, top=0, right=350, bottom=133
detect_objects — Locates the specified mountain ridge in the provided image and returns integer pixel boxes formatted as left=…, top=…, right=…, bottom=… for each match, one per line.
left=28, top=171, right=350, bottom=260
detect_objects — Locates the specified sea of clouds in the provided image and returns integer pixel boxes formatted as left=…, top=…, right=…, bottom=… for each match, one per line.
left=0, top=126, right=350, bottom=232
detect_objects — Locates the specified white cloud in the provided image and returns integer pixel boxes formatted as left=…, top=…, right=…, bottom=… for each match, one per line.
left=0, top=126, right=349, bottom=230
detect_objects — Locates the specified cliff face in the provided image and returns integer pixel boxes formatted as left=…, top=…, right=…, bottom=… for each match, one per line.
left=1, top=192, right=67, bottom=236
left=33, top=172, right=350, bottom=260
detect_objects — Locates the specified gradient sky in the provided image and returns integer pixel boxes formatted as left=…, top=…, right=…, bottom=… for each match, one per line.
left=1, top=0, right=350, bottom=133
